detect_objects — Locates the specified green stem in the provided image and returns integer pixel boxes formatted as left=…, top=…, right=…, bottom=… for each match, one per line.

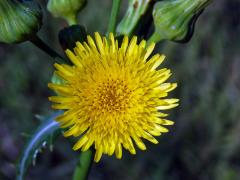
left=73, top=149, right=95, bottom=180
left=147, top=32, right=162, bottom=46
left=66, top=14, right=78, bottom=26
left=107, top=0, right=121, bottom=35
left=30, top=35, right=66, bottom=63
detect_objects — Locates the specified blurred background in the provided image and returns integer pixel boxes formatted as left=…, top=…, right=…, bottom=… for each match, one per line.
left=0, top=0, right=240, bottom=179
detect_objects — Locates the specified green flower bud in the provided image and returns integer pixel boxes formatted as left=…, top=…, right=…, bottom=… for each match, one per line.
left=0, top=0, right=42, bottom=44
left=58, top=25, right=87, bottom=50
left=149, top=0, right=213, bottom=43
left=47, top=0, right=87, bottom=25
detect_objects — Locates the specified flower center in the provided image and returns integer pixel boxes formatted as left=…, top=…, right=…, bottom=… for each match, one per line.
left=93, top=78, right=133, bottom=114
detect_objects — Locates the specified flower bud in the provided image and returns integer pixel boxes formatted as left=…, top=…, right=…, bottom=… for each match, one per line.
left=58, top=25, right=87, bottom=50
left=0, top=0, right=42, bottom=44
left=47, top=0, right=87, bottom=25
left=149, top=0, right=212, bottom=43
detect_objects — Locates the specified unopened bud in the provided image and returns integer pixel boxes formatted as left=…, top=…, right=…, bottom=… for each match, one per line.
left=47, top=0, right=86, bottom=25
left=0, top=0, right=42, bottom=44
left=149, top=0, right=212, bottom=43
left=58, top=25, right=87, bottom=50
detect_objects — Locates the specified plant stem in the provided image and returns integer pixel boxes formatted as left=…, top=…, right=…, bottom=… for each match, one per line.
left=107, top=0, right=121, bottom=35
left=73, top=149, right=95, bottom=180
left=30, top=35, right=65, bottom=62
left=147, top=32, right=162, bottom=46
left=66, top=14, right=78, bottom=26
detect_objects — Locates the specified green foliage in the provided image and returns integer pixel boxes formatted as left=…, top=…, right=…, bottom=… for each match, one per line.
left=117, top=0, right=152, bottom=36
left=16, top=112, right=61, bottom=180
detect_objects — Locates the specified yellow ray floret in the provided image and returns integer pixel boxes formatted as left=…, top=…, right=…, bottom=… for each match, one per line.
left=48, top=32, right=179, bottom=162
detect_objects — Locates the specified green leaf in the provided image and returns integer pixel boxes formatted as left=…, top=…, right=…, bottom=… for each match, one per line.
left=16, top=112, right=61, bottom=180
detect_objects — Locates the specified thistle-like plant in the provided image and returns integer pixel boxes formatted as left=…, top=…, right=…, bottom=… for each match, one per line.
left=0, top=0, right=213, bottom=179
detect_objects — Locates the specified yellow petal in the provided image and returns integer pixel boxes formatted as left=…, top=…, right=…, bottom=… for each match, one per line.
left=65, top=49, right=82, bottom=67
left=144, top=42, right=155, bottom=61
left=73, top=135, right=88, bottom=150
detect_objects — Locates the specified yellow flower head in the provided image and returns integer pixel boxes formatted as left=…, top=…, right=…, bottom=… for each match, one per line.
left=48, top=32, right=179, bottom=162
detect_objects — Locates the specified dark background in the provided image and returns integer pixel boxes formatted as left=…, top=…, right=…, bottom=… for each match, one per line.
left=1, top=0, right=240, bottom=179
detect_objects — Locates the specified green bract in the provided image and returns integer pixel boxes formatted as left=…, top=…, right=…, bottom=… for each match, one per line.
left=0, top=0, right=42, bottom=44
left=117, top=0, right=152, bottom=36
left=149, top=0, right=212, bottom=43
left=47, top=0, right=86, bottom=25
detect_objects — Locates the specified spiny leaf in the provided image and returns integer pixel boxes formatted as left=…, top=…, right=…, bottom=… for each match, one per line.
left=16, top=112, right=61, bottom=180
